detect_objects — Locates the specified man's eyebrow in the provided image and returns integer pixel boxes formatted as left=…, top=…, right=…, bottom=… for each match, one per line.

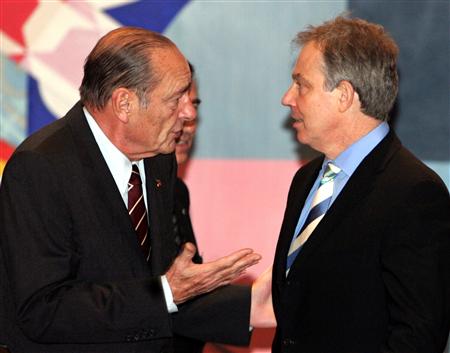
left=175, top=81, right=191, bottom=96
left=192, top=98, right=201, bottom=105
left=292, top=73, right=304, bottom=83
left=163, top=81, right=191, bottom=102
left=292, top=73, right=311, bottom=87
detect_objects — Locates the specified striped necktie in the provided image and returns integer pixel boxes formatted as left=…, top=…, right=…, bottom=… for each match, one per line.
left=286, top=162, right=341, bottom=276
left=128, top=164, right=150, bottom=261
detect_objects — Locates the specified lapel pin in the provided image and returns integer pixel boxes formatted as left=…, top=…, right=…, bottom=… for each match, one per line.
left=155, top=179, right=162, bottom=188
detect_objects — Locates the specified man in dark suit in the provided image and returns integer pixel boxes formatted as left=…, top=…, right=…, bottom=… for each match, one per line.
left=173, top=63, right=203, bottom=266
left=0, top=27, right=274, bottom=353
left=272, top=16, right=450, bottom=353
left=172, top=64, right=204, bottom=352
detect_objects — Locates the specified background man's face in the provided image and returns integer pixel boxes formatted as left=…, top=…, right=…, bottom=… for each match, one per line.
left=175, top=80, right=200, bottom=165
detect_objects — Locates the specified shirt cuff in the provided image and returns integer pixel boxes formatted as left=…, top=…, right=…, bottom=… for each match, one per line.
left=161, top=275, right=178, bottom=313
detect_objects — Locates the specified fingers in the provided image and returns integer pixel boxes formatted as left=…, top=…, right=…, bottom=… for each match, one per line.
left=197, top=252, right=260, bottom=287
left=204, top=249, right=261, bottom=272
left=166, top=248, right=262, bottom=304
left=220, top=248, right=255, bottom=264
left=232, top=252, right=261, bottom=272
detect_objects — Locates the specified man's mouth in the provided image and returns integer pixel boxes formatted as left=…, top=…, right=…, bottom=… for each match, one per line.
left=176, top=137, right=191, bottom=145
left=291, top=111, right=303, bottom=123
left=173, top=130, right=182, bottom=140
left=175, top=132, right=192, bottom=145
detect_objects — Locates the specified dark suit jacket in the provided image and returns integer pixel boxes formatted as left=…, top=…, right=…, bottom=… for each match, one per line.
left=172, top=178, right=204, bottom=353
left=0, top=102, right=251, bottom=353
left=272, top=131, right=450, bottom=353
left=173, top=178, right=203, bottom=265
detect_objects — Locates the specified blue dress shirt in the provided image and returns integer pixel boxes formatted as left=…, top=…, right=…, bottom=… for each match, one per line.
left=291, top=122, right=390, bottom=242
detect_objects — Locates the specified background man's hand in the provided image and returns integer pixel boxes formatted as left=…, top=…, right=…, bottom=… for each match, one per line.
left=166, top=242, right=261, bottom=304
left=250, top=266, right=276, bottom=327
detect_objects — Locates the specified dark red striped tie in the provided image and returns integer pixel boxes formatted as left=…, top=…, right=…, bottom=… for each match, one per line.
left=128, top=165, right=150, bottom=260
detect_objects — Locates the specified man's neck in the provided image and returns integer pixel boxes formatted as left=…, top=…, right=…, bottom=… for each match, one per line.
left=324, top=116, right=382, bottom=160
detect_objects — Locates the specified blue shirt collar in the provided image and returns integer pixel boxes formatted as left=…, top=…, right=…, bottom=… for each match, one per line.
left=324, top=121, right=390, bottom=178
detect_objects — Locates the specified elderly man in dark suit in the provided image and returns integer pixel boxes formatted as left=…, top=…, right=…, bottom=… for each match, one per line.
left=0, top=27, right=274, bottom=353
left=272, top=16, right=450, bottom=353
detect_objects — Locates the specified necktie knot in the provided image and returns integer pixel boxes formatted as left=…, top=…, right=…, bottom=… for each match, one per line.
left=320, top=162, right=341, bottom=185
left=129, top=165, right=142, bottom=187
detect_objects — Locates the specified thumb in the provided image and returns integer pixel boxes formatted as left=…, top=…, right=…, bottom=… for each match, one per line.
left=179, top=242, right=196, bottom=263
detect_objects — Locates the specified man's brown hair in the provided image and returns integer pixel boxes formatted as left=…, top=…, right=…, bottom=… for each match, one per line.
left=296, top=16, right=399, bottom=121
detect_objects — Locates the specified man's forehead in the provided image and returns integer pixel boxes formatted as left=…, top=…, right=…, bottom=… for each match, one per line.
left=151, top=48, right=191, bottom=90
left=291, top=60, right=307, bottom=82
left=292, top=43, right=322, bottom=77
left=152, top=47, right=189, bottom=72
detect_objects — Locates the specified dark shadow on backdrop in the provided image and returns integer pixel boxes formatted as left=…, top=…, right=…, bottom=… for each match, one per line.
left=350, top=0, right=450, bottom=162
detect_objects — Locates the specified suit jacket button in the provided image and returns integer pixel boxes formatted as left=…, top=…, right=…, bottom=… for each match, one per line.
left=282, top=338, right=295, bottom=345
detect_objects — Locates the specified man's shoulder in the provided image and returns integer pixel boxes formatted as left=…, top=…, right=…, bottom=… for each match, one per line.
left=4, top=103, right=85, bottom=180
left=15, top=102, right=83, bottom=156
left=386, top=144, right=448, bottom=192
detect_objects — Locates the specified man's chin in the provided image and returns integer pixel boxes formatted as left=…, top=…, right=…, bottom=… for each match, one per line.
left=296, top=130, right=308, bottom=144
left=157, top=141, right=177, bottom=155
left=175, top=151, right=188, bottom=165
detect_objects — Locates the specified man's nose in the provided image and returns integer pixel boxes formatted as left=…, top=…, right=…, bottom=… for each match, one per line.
left=179, top=93, right=197, bottom=122
left=281, top=84, right=295, bottom=107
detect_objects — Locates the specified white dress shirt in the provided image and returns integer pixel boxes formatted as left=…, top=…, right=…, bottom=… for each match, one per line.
left=83, top=107, right=177, bottom=313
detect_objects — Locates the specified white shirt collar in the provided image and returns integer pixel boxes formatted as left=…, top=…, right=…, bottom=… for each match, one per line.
left=83, top=107, right=146, bottom=206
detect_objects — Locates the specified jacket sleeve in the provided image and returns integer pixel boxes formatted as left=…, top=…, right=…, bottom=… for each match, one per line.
left=381, top=178, right=450, bottom=353
left=172, top=284, right=252, bottom=346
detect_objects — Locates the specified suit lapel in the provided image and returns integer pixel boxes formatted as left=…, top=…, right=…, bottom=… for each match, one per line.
left=145, top=154, right=177, bottom=276
left=286, top=131, right=401, bottom=276
left=66, top=103, right=147, bottom=267
left=274, top=157, right=323, bottom=281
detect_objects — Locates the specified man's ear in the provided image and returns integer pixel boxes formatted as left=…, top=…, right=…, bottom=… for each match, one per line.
left=336, top=80, right=356, bottom=113
left=111, top=88, right=131, bottom=123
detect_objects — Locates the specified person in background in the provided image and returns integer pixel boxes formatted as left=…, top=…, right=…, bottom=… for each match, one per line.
left=272, top=16, right=450, bottom=353
left=173, top=62, right=203, bottom=266
left=172, top=63, right=204, bottom=353
left=0, top=27, right=274, bottom=353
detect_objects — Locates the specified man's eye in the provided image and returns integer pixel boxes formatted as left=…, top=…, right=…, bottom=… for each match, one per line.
left=296, top=82, right=308, bottom=94
left=172, top=96, right=181, bottom=106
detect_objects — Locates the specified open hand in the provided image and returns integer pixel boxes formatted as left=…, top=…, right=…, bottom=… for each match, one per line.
left=166, top=242, right=261, bottom=304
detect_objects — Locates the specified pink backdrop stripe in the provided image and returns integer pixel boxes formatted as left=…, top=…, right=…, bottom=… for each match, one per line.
left=181, top=159, right=305, bottom=277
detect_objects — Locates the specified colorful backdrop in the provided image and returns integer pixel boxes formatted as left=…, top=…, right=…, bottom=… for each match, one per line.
left=1, top=1, right=449, bottom=352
